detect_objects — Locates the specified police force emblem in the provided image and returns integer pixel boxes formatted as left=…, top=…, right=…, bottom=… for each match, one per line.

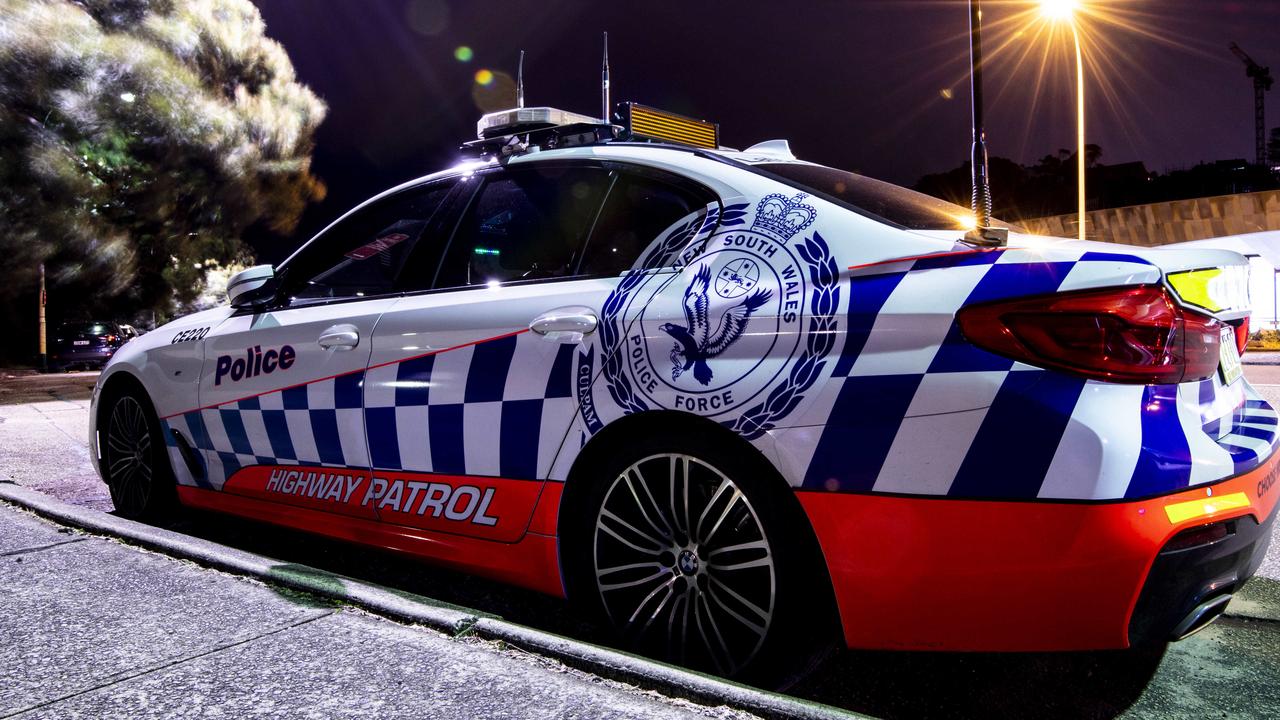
left=582, top=193, right=840, bottom=441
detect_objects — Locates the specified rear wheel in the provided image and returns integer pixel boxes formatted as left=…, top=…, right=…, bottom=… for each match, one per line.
left=563, top=431, right=836, bottom=687
left=102, top=389, right=175, bottom=520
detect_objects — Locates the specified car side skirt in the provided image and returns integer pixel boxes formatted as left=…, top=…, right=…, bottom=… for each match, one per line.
left=175, top=485, right=566, bottom=598
left=798, top=450, right=1280, bottom=652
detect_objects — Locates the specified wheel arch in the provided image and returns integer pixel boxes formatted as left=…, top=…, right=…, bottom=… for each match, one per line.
left=93, top=370, right=160, bottom=479
left=556, top=409, right=843, bottom=635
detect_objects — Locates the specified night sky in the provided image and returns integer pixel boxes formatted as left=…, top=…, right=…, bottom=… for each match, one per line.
left=252, top=0, right=1279, bottom=260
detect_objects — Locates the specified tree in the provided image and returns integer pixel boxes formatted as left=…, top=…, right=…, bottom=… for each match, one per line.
left=0, top=0, right=325, bottom=347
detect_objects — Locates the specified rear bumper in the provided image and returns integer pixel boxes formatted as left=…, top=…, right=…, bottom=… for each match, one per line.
left=51, top=348, right=114, bottom=366
left=1127, top=502, right=1275, bottom=645
left=798, top=448, right=1280, bottom=652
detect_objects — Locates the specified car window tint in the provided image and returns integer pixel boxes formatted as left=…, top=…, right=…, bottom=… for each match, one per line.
left=63, top=322, right=110, bottom=336
left=580, top=171, right=710, bottom=276
left=434, top=166, right=610, bottom=289
left=755, top=162, right=1011, bottom=231
left=287, top=182, right=454, bottom=303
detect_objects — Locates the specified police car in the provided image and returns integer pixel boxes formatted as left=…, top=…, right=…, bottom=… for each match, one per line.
left=90, top=101, right=1278, bottom=685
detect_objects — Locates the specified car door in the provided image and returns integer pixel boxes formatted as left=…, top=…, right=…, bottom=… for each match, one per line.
left=360, top=162, right=716, bottom=542
left=189, top=179, right=458, bottom=519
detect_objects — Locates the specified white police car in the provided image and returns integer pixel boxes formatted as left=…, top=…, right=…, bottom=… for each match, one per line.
left=91, top=102, right=1279, bottom=684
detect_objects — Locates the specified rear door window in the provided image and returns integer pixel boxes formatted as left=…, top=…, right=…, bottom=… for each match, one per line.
left=433, top=166, right=611, bottom=289
left=579, top=169, right=714, bottom=276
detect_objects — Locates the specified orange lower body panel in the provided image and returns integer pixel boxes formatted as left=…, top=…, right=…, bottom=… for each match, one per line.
left=798, top=452, right=1280, bottom=652
left=176, top=485, right=566, bottom=597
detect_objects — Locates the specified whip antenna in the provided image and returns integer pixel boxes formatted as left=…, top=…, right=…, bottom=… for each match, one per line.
left=601, top=32, right=611, bottom=122
left=516, top=50, right=525, bottom=108
left=963, top=0, right=1006, bottom=246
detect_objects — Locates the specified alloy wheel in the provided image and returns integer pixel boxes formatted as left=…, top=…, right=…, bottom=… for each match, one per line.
left=105, top=395, right=154, bottom=515
left=592, top=453, right=776, bottom=675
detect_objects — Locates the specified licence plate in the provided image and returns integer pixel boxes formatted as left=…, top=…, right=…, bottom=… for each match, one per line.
left=1219, top=327, right=1243, bottom=386
left=72, top=340, right=90, bottom=346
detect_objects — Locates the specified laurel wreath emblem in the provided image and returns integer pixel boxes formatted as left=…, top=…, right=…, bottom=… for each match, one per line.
left=722, top=230, right=840, bottom=440
left=596, top=204, right=743, bottom=415
left=590, top=201, right=840, bottom=439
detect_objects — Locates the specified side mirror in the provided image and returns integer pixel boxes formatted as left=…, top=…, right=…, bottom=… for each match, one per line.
left=227, top=265, right=277, bottom=308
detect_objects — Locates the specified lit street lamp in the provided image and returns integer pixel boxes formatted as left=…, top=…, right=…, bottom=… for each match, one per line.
left=1040, top=0, right=1087, bottom=241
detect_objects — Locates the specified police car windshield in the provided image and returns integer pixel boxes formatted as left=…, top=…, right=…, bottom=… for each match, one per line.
left=753, top=162, right=1009, bottom=231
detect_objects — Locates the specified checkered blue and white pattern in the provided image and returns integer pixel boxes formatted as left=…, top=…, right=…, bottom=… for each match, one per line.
left=163, top=331, right=578, bottom=490
left=163, top=371, right=368, bottom=490
left=362, top=332, right=577, bottom=480
left=162, top=242, right=1270, bottom=504
left=768, top=246, right=1276, bottom=501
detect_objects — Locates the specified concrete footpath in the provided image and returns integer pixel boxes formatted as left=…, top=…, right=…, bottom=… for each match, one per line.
left=0, top=502, right=751, bottom=719
left=4, top=370, right=1280, bottom=719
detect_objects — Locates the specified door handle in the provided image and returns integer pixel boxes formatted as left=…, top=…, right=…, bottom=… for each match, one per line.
left=318, top=324, right=360, bottom=351
left=530, top=307, right=598, bottom=344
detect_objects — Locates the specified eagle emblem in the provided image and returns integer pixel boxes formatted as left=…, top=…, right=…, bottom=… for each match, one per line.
left=659, top=264, right=773, bottom=386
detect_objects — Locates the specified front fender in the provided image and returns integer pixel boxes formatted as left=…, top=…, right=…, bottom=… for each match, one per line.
left=89, top=307, right=235, bottom=480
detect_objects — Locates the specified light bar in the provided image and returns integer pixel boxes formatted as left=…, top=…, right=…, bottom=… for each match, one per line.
left=1164, top=491, right=1250, bottom=524
left=477, top=107, right=603, bottom=139
left=620, top=102, right=718, bottom=149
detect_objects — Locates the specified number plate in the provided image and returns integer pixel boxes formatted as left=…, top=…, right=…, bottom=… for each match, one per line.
left=72, top=340, right=90, bottom=346
left=1219, top=327, right=1243, bottom=386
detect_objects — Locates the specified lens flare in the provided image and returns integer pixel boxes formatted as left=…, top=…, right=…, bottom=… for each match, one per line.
left=454, top=45, right=473, bottom=62
left=1040, top=0, right=1079, bottom=21
left=891, top=0, right=1204, bottom=199
left=474, top=69, right=494, bottom=86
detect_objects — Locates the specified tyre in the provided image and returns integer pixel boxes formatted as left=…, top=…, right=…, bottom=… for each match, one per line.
left=562, top=428, right=837, bottom=688
left=101, top=387, right=176, bottom=521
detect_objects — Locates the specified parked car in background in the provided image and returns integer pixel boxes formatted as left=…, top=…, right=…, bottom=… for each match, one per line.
left=49, top=321, right=135, bottom=371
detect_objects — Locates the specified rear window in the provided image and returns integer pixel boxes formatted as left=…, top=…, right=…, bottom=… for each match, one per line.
left=61, top=322, right=110, bottom=336
left=754, top=162, right=1009, bottom=231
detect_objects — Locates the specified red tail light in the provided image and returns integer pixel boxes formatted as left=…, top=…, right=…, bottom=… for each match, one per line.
left=956, top=285, right=1223, bottom=384
left=1234, top=317, right=1249, bottom=356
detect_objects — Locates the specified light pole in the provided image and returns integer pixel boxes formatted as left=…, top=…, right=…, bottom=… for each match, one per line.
left=38, top=263, right=47, bottom=372
left=1040, top=0, right=1087, bottom=241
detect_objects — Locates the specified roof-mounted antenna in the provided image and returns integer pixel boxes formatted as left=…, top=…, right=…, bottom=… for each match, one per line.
left=516, top=50, right=525, bottom=109
left=963, top=0, right=1006, bottom=247
left=601, top=32, right=610, bottom=123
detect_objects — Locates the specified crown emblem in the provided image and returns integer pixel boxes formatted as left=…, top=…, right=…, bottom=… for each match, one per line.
left=750, top=193, right=816, bottom=242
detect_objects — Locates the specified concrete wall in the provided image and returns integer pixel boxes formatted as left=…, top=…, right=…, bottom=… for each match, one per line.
left=1021, top=189, right=1280, bottom=246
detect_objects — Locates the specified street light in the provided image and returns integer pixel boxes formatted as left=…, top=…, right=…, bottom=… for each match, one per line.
left=1039, top=0, right=1087, bottom=241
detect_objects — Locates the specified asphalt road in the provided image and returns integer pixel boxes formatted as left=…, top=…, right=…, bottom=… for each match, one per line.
left=2, top=367, right=1278, bottom=719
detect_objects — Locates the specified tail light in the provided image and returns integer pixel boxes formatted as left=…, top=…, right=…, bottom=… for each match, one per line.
left=101, top=334, right=118, bottom=343
left=1234, top=317, right=1249, bottom=356
left=956, top=285, right=1223, bottom=384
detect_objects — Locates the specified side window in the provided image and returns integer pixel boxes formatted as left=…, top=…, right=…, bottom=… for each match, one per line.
left=284, top=181, right=455, bottom=303
left=579, top=170, right=714, bottom=276
left=434, top=166, right=611, bottom=289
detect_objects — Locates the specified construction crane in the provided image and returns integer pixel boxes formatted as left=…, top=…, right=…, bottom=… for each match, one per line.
left=1229, top=42, right=1274, bottom=166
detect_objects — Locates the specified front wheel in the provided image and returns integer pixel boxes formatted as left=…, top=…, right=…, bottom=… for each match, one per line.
left=563, top=432, right=836, bottom=687
left=102, top=389, right=175, bottom=520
